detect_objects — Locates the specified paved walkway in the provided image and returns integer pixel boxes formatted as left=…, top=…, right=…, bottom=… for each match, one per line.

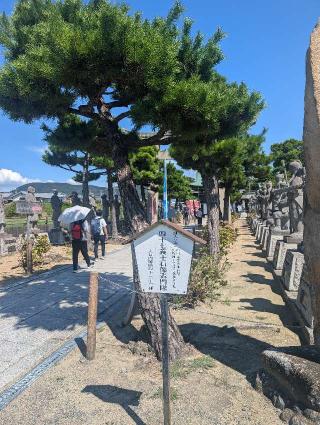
left=0, top=246, right=133, bottom=392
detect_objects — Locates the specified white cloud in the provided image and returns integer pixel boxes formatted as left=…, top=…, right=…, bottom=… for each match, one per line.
left=27, top=146, right=46, bottom=155
left=66, top=179, right=81, bottom=186
left=0, top=169, right=41, bottom=191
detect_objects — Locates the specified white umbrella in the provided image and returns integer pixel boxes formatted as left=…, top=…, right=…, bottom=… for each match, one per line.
left=58, top=205, right=91, bottom=226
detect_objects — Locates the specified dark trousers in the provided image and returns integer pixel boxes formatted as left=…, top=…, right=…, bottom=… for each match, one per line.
left=72, top=240, right=91, bottom=270
left=93, top=235, right=106, bottom=259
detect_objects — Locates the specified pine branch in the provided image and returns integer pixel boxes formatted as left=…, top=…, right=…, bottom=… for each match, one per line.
left=114, top=110, right=131, bottom=123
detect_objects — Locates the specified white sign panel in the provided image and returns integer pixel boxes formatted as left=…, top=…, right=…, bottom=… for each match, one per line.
left=134, top=224, right=194, bottom=294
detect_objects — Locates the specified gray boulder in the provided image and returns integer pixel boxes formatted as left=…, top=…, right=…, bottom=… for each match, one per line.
left=262, top=347, right=320, bottom=412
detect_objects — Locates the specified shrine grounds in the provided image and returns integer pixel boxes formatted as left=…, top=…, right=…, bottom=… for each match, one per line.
left=0, top=220, right=304, bottom=425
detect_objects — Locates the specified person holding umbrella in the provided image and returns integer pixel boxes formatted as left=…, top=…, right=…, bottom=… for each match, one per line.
left=59, top=206, right=93, bottom=273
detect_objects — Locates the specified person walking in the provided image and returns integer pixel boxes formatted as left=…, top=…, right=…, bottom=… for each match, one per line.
left=69, top=219, right=92, bottom=272
left=91, top=210, right=108, bottom=260
left=195, top=208, right=203, bottom=226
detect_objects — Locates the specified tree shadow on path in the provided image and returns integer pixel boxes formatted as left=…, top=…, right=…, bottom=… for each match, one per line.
left=180, top=322, right=272, bottom=386
left=82, top=385, right=146, bottom=425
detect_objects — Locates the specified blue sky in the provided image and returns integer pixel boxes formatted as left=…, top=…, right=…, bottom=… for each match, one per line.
left=0, top=0, right=319, bottom=190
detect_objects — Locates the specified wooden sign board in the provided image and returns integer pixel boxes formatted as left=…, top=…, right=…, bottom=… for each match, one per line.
left=15, top=201, right=43, bottom=215
left=133, top=221, right=205, bottom=295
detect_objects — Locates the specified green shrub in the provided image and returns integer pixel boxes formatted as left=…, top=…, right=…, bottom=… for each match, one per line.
left=17, top=234, right=51, bottom=271
left=219, top=224, right=238, bottom=255
left=185, top=253, right=229, bottom=306
left=173, top=222, right=237, bottom=307
left=4, top=202, right=17, bottom=218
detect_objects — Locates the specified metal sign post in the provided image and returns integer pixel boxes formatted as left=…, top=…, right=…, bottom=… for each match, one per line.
left=26, top=215, right=33, bottom=275
left=161, top=293, right=171, bottom=425
left=130, top=220, right=206, bottom=425
left=163, top=159, right=168, bottom=220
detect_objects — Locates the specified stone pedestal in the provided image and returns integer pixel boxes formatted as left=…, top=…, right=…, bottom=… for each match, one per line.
left=273, top=240, right=298, bottom=271
left=255, top=222, right=262, bottom=238
left=296, top=267, right=314, bottom=329
left=282, top=250, right=305, bottom=291
left=49, top=228, right=65, bottom=245
left=261, top=227, right=270, bottom=251
left=257, top=225, right=267, bottom=244
left=0, top=234, right=17, bottom=256
left=266, top=233, right=284, bottom=260
left=251, top=219, right=260, bottom=233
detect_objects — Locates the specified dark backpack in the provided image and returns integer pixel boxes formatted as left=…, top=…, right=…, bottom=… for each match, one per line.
left=91, top=218, right=101, bottom=238
left=71, top=222, right=83, bottom=240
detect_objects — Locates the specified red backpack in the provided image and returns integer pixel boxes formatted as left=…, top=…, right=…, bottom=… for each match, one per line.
left=71, top=222, right=83, bottom=240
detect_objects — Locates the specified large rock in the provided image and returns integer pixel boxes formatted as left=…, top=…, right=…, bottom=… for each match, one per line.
left=262, top=347, right=320, bottom=412
left=304, top=21, right=320, bottom=345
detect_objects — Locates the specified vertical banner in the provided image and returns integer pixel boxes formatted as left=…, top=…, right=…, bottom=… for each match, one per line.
left=163, top=159, right=168, bottom=220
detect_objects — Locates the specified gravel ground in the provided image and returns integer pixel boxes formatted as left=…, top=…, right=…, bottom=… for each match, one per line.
left=0, top=220, right=300, bottom=424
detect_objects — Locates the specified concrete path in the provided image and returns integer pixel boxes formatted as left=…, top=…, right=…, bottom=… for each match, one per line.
left=0, top=246, right=133, bottom=392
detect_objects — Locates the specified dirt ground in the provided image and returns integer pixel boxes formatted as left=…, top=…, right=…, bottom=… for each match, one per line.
left=0, top=242, right=123, bottom=284
left=0, top=220, right=301, bottom=425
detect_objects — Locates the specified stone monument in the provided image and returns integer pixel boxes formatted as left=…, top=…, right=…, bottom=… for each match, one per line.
left=25, top=186, right=40, bottom=233
left=0, top=195, right=16, bottom=256
left=299, top=20, right=320, bottom=345
left=265, top=176, right=290, bottom=260
left=49, top=190, right=64, bottom=245
left=0, top=194, right=5, bottom=234
left=71, top=191, right=82, bottom=206
left=101, top=194, right=110, bottom=222
left=285, top=161, right=305, bottom=244
left=89, top=193, right=97, bottom=209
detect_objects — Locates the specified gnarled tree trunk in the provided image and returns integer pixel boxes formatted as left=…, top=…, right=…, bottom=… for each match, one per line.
left=114, top=144, right=185, bottom=360
left=82, top=152, right=90, bottom=207
left=203, top=173, right=220, bottom=255
left=107, top=169, right=118, bottom=239
left=223, top=184, right=232, bottom=224
left=114, top=147, right=149, bottom=234
left=138, top=292, right=184, bottom=361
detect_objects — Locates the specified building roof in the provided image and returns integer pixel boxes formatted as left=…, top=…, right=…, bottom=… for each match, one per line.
left=191, top=172, right=203, bottom=187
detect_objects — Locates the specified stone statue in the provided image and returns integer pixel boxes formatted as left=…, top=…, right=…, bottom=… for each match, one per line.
left=257, top=182, right=272, bottom=222
left=275, top=173, right=287, bottom=189
left=51, top=190, right=62, bottom=229
left=71, top=191, right=82, bottom=206
left=287, top=160, right=305, bottom=241
left=269, top=174, right=290, bottom=232
left=101, top=194, right=110, bottom=222
left=256, top=184, right=267, bottom=220
left=89, top=193, right=97, bottom=209
left=25, top=186, right=39, bottom=231
left=0, top=194, right=5, bottom=234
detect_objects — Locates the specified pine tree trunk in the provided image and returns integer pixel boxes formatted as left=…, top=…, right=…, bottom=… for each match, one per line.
left=141, top=185, right=147, bottom=206
left=113, top=145, right=185, bottom=360
left=223, top=184, right=232, bottom=223
left=203, top=173, right=220, bottom=255
left=82, top=153, right=90, bottom=207
left=137, top=293, right=185, bottom=361
left=114, top=148, right=148, bottom=234
left=107, top=169, right=118, bottom=239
